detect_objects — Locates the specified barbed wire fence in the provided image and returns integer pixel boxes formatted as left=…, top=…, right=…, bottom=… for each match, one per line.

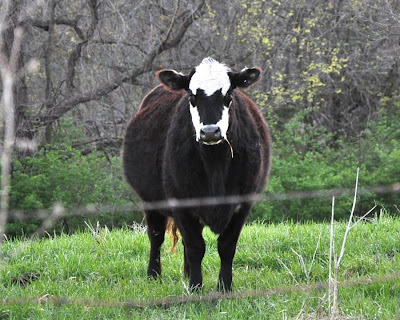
left=1, top=272, right=399, bottom=309
left=1, top=169, right=400, bottom=313
left=6, top=181, right=400, bottom=233
left=2, top=123, right=399, bottom=314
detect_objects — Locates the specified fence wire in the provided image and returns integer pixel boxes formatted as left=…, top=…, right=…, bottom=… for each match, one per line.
left=8, top=182, right=400, bottom=224
left=1, top=182, right=399, bottom=311
left=1, top=272, right=399, bottom=309
left=0, top=181, right=398, bottom=310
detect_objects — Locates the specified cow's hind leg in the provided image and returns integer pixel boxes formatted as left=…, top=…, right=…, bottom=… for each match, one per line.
left=217, top=203, right=251, bottom=292
left=182, top=239, right=190, bottom=278
left=145, top=210, right=167, bottom=278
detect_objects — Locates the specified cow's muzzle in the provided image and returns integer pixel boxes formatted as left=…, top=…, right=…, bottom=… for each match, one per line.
left=199, top=125, right=223, bottom=145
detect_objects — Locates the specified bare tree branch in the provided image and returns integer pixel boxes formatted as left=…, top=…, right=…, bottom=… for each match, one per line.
left=35, top=0, right=206, bottom=125
left=66, top=0, right=99, bottom=91
left=31, top=17, right=79, bottom=29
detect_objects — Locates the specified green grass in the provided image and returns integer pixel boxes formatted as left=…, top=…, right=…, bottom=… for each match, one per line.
left=0, top=216, right=399, bottom=319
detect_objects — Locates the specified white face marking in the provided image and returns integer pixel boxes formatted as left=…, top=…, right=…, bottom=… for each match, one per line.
left=189, top=103, right=231, bottom=143
left=189, top=103, right=203, bottom=141
left=215, top=106, right=230, bottom=139
left=189, top=58, right=231, bottom=96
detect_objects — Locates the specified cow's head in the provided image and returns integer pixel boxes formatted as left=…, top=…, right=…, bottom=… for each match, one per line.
left=157, top=57, right=261, bottom=145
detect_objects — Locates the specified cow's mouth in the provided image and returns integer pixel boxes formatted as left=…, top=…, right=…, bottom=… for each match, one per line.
left=201, top=140, right=224, bottom=146
left=200, top=138, right=234, bottom=158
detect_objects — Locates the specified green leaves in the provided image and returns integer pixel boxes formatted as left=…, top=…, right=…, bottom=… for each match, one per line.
left=250, top=101, right=400, bottom=223
left=8, top=145, right=132, bottom=237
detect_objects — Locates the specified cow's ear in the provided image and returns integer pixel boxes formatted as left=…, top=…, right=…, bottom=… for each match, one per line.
left=229, top=67, right=262, bottom=89
left=157, top=69, right=190, bottom=91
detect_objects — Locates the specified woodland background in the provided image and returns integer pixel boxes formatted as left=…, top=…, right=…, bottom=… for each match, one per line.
left=1, top=0, right=399, bottom=236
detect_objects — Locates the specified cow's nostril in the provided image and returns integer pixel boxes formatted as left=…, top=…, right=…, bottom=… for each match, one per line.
left=201, top=125, right=220, bottom=135
left=200, top=125, right=222, bottom=143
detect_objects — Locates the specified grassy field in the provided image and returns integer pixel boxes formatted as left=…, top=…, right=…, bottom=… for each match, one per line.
left=0, top=215, right=399, bottom=319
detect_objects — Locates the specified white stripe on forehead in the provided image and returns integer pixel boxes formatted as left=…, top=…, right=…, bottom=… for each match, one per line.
left=189, top=58, right=231, bottom=96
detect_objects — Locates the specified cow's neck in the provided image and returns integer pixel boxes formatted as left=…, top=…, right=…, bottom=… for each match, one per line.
left=195, top=143, right=232, bottom=194
left=198, top=142, right=231, bottom=163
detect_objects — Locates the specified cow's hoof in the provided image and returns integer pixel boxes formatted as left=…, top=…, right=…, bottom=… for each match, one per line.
left=189, top=283, right=203, bottom=293
left=147, top=269, right=161, bottom=279
left=217, top=281, right=232, bottom=293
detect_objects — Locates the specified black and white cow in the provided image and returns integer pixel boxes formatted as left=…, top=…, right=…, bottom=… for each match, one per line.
left=123, top=57, right=271, bottom=291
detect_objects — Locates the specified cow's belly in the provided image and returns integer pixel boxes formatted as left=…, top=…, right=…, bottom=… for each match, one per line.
left=196, top=204, right=237, bottom=234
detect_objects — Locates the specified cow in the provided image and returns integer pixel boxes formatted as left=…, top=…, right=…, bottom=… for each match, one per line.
left=123, top=57, right=271, bottom=291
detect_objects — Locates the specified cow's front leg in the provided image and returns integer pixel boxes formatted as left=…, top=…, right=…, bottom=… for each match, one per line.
left=175, top=212, right=205, bottom=291
left=217, top=203, right=251, bottom=292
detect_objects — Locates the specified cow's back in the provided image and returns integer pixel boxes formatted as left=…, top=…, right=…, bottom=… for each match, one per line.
left=123, top=85, right=184, bottom=202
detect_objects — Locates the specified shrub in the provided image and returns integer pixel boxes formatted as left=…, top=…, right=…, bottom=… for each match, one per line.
left=251, top=102, right=400, bottom=223
left=8, top=147, right=139, bottom=237
left=6, top=104, right=399, bottom=234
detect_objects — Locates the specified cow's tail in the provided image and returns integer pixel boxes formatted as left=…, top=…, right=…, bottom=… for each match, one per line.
left=166, top=217, right=179, bottom=253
